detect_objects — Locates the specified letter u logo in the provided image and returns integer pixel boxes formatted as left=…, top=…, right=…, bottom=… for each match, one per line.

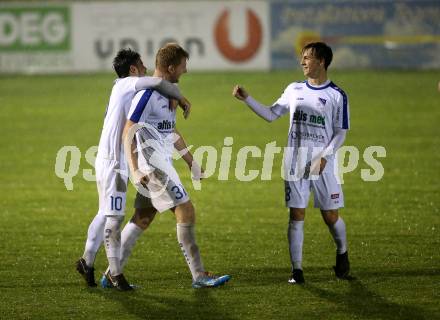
left=214, top=9, right=262, bottom=62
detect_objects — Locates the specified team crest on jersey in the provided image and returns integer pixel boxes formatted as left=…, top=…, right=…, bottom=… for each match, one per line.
left=318, top=97, right=327, bottom=105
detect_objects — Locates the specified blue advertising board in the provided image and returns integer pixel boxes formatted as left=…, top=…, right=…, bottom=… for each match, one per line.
left=270, top=0, right=440, bottom=69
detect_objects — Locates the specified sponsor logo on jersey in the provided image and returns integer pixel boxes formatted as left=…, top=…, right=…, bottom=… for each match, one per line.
left=291, top=131, right=324, bottom=143
left=293, top=109, right=326, bottom=126
left=296, top=97, right=304, bottom=100
left=157, top=120, right=175, bottom=131
left=318, top=97, right=327, bottom=105
left=293, top=109, right=308, bottom=122
left=331, top=193, right=339, bottom=199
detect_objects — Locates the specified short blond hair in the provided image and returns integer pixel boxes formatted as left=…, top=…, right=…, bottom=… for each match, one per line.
left=155, top=43, right=189, bottom=71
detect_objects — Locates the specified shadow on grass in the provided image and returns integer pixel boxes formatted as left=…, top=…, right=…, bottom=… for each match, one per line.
left=225, top=266, right=331, bottom=286
left=226, top=265, right=439, bottom=285
left=303, top=274, right=435, bottom=320
left=356, top=268, right=440, bottom=279
left=226, top=266, right=437, bottom=319
left=304, top=279, right=429, bottom=320
left=93, top=286, right=234, bottom=320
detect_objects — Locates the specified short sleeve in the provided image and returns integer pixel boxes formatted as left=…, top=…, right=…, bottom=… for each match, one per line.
left=128, top=89, right=154, bottom=123
left=117, top=77, right=138, bottom=95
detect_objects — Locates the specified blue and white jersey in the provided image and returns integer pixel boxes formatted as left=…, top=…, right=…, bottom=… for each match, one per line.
left=97, top=77, right=140, bottom=163
left=128, top=89, right=177, bottom=160
left=271, top=80, right=350, bottom=174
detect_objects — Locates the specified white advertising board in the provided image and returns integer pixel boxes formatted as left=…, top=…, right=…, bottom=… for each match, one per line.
left=0, top=1, right=270, bottom=73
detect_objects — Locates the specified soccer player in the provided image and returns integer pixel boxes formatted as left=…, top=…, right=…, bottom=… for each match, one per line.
left=100, top=43, right=230, bottom=289
left=232, top=42, right=351, bottom=284
left=76, top=48, right=191, bottom=290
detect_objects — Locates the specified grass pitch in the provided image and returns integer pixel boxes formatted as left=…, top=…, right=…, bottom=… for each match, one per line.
left=0, top=70, right=439, bottom=319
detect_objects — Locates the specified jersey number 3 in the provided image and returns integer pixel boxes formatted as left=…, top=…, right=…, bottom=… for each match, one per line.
left=171, top=185, right=187, bottom=200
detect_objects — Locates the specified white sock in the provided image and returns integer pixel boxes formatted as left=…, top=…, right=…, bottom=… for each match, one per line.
left=82, top=212, right=106, bottom=267
left=287, top=220, right=304, bottom=270
left=120, top=222, right=144, bottom=270
left=176, top=223, right=205, bottom=281
left=104, top=216, right=124, bottom=276
left=328, top=217, right=347, bottom=254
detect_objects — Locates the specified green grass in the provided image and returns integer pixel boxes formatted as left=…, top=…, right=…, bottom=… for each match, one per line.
left=0, top=70, right=439, bottom=320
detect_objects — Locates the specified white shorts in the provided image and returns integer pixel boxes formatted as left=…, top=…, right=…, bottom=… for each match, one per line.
left=134, top=164, right=190, bottom=213
left=96, top=158, right=128, bottom=216
left=284, top=171, right=344, bottom=210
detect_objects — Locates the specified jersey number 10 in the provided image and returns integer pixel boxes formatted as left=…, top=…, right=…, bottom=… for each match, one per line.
left=110, top=196, right=123, bottom=211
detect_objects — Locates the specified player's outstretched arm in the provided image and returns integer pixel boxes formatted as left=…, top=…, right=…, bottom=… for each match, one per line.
left=232, top=85, right=249, bottom=100
left=173, top=128, right=204, bottom=180
left=122, top=119, right=148, bottom=187
left=232, top=85, right=282, bottom=122
left=136, top=77, right=181, bottom=99
left=136, top=77, right=191, bottom=115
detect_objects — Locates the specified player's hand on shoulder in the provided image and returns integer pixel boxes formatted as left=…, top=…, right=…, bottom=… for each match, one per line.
left=178, top=97, right=191, bottom=119
left=169, top=99, right=178, bottom=111
left=232, top=85, right=249, bottom=101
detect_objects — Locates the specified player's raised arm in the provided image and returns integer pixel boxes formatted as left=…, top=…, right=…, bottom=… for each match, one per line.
left=232, top=85, right=249, bottom=100
left=135, top=77, right=191, bottom=116
left=232, top=85, right=285, bottom=122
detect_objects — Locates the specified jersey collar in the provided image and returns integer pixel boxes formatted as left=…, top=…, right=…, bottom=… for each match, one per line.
left=305, top=79, right=332, bottom=90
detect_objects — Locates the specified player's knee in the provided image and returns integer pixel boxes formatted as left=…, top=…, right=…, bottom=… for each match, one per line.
left=289, top=208, right=305, bottom=221
left=175, top=201, right=196, bottom=224
left=321, top=210, right=339, bottom=225
left=104, top=215, right=124, bottom=236
left=131, top=208, right=156, bottom=230
left=106, top=215, right=124, bottom=225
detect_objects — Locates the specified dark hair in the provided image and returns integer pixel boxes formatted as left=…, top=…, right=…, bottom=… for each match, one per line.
left=113, top=48, right=141, bottom=78
left=155, top=43, right=189, bottom=71
left=301, top=42, right=333, bottom=70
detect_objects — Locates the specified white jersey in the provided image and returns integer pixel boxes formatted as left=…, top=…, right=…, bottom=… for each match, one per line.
left=271, top=80, right=350, bottom=174
left=128, top=89, right=189, bottom=212
left=96, top=77, right=140, bottom=164
left=128, top=89, right=177, bottom=163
